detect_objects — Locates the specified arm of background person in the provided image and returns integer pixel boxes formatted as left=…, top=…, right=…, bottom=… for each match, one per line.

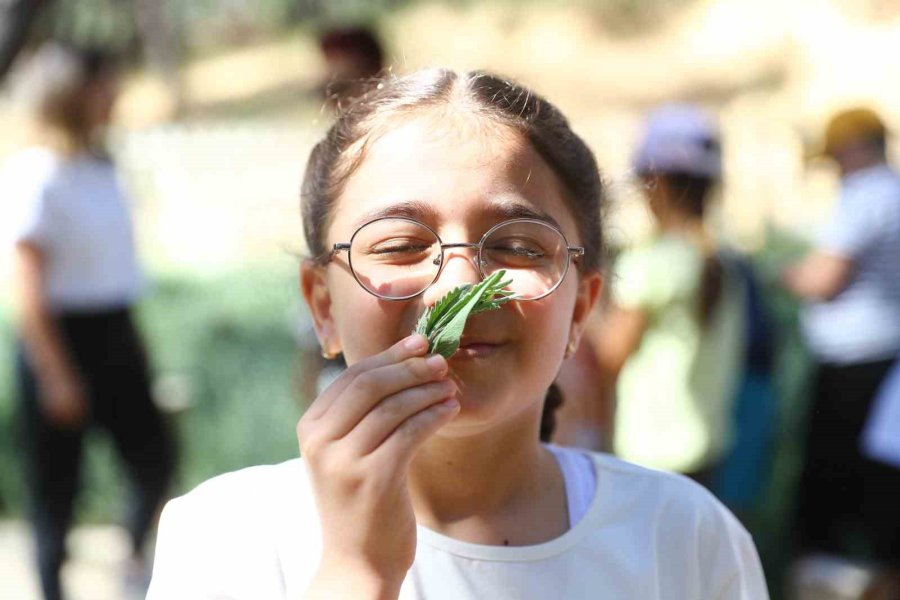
left=11, top=241, right=87, bottom=426
left=589, top=305, right=648, bottom=381
left=781, top=251, right=853, bottom=302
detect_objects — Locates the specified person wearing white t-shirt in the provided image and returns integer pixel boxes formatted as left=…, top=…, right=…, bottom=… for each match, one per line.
left=783, top=107, right=900, bottom=569
left=5, top=43, right=175, bottom=600
left=148, top=69, right=768, bottom=599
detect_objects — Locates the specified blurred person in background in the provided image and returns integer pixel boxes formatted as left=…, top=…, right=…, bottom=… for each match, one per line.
left=782, top=108, right=900, bottom=572
left=2, top=42, right=175, bottom=600
left=591, top=105, right=747, bottom=487
left=552, top=307, right=614, bottom=452
left=318, top=25, right=384, bottom=109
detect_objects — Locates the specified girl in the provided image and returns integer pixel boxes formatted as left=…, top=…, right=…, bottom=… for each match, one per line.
left=147, top=70, right=767, bottom=599
left=5, top=43, right=175, bottom=600
left=593, top=105, right=747, bottom=486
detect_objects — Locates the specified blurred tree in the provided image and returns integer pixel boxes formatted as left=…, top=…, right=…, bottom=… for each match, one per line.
left=588, top=0, right=698, bottom=36
left=0, top=0, right=49, bottom=79
left=133, top=0, right=183, bottom=113
left=0, top=0, right=184, bottom=114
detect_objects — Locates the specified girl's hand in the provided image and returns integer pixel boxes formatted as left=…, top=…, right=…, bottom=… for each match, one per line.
left=297, top=333, right=459, bottom=599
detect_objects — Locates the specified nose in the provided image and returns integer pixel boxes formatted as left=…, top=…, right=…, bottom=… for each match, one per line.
left=422, top=246, right=482, bottom=307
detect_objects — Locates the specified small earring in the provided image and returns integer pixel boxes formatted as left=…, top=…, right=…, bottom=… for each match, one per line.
left=321, top=347, right=340, bottom=360
left=564, top=340, right=578, bottom=359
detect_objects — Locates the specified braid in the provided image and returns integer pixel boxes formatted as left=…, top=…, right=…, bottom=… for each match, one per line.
left=540, top=383, right=565, bottom=442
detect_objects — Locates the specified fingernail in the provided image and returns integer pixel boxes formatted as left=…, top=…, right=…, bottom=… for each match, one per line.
left=425, top=354, right=446, bottom=373
left=405, top=334, right=428, bottom=352
left=440, top=397, right=460, bottom=411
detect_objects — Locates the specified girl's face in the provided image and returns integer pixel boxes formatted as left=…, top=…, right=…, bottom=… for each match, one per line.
left=302, top=112, right=601, bottom=438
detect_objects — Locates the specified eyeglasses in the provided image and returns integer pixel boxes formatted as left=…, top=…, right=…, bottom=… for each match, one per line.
left=323, top=217, right=584, bottom=301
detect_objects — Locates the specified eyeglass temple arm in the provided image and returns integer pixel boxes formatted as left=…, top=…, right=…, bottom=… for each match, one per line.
left=321, top=243, right=351, bottom=264
left=568, top=247, right=585, bottom=258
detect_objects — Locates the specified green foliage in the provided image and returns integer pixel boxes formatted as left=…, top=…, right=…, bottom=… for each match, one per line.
left=0, top=265, right=306, bottom=521
left=37, top=0, right=137, bottom=50
left=0, top=313, right=18, bottom=515
left=740, top=224, right=815, bottom=598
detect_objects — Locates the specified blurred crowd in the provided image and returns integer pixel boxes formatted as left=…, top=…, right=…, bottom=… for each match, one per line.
left=1, top=4, right=899, bottom=600
left=552, top=102, right=900, bottom=600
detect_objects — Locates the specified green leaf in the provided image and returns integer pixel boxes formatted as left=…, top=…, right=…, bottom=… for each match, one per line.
left=413, top=270, right=516, bottom=358
left=415, top=283, right=471, bottom=336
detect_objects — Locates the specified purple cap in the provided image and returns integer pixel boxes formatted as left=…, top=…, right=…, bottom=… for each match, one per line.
left=633, top=104, right=721, bottom=179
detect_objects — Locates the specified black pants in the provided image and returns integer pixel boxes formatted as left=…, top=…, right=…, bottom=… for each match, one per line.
left=16, top=307, right=176, bottom=600
left=794, top=357, right=900, bottom=566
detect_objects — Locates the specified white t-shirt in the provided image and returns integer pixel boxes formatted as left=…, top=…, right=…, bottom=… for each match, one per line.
left=147, top=450, right=769, bottom=600
left=2, top=147, right=144, bottom=311
left=547, top=443, right=596, bottom=526
left=802, top=164, right=900, bottom=364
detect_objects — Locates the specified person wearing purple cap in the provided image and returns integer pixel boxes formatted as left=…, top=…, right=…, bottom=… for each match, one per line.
left=592, top=105, right=748, bottom=487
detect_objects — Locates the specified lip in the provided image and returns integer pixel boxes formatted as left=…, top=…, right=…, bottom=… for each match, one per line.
left=452, top=342, right=503, bottom=359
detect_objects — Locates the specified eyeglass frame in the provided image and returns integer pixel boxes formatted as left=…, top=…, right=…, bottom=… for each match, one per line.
left=321, top=216, right=585, bottom=302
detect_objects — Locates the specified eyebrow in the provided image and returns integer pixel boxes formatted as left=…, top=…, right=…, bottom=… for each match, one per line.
left=352, top=200, right=441, bottom=231
left=484, top=199, right=562, bottom=231
left=350, top=198, right=562, bottom=232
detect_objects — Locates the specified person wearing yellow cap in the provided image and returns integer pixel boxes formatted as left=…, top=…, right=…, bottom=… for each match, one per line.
left=782, top=107, right=900, bottom=569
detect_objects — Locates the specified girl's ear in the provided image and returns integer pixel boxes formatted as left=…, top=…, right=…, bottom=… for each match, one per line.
left=567, top=271, right=603, bottom=354
left=300, top=259, right=340, bottom=357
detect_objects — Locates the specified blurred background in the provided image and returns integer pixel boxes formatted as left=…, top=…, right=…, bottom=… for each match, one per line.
left=0, top=0, right=898, bottom=598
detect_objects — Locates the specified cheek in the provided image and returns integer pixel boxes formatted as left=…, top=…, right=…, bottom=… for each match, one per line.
left=513, top=292, right=573, bottom=374
left=329, top=272, right=418, bottom=364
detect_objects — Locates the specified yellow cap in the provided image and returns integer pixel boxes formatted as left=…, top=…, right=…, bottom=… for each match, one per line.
left=822, top=107, right=887, bottom=157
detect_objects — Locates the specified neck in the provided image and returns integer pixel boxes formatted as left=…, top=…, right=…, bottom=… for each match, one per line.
left=407, top=407, right=562, bottom=540
left=657, top=210, right=703, bottom=236
left=841, top=156, right=885, bottom=178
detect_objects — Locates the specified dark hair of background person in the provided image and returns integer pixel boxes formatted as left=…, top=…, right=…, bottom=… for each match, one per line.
left=318, top=26, right=384, bottom=76
left=658, top=170, right=723, bottom=328
left=14, top=41, right=117, bottom=155
left=299, top=68, right=606, bottom=440
left=317, top=26, right=385, bottom=108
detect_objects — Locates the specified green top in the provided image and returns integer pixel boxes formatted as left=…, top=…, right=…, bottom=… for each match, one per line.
left=612, top=234, right=746, bottom=473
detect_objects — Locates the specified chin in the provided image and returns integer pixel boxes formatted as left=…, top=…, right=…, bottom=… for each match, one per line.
left=435, top=387, right=541, bottom=440
left=433, top=414, right=497, bottom=440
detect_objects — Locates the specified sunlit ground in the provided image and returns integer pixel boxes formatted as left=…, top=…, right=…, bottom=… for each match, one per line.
left=0, top=521, right=142, bottom=600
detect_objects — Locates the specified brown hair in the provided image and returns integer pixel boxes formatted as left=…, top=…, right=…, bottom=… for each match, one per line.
left=301, top=68, right=603, bottom=271
left=300, top=68, right=606, bottom=440
left=657, top=171, right=722, bottom=327
left=16, top=42, right=116, bottom=155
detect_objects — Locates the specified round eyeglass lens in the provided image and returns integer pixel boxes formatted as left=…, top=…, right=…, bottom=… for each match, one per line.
left=349, top=218, right=441, bottom=299
left=480, top=220, right=568, bottom=300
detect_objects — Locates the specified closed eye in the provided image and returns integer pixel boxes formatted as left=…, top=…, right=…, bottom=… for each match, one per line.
left=364, top=241, right=433, bottom=256
left=485, top=242, right=546, bottom=259
left=494, top=246, right=544, bottom=258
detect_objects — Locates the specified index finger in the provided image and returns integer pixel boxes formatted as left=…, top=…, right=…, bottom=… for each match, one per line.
left=303, top=333, right=430, bottom=420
